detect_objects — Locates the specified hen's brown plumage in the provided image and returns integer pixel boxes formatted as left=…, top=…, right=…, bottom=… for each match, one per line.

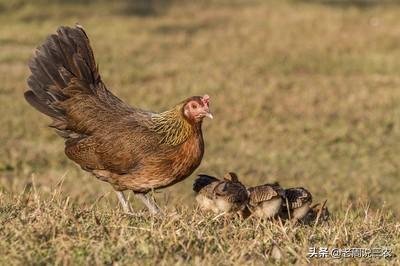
left=24, top=25, right=211, bottom=199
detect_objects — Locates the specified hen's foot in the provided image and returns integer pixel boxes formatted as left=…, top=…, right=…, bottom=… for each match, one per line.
left=134, top=192, right=163, bottom=215
left=116, top=191, right=133, bottom=214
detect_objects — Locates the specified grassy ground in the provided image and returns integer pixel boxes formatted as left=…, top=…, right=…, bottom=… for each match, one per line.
left=1, top=0, right=400, bottom=264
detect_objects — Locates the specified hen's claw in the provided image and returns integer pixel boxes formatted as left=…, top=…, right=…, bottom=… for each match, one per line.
left=116, top=191, right=133, bottom=214
left=135, top=193, right=163, bottom=215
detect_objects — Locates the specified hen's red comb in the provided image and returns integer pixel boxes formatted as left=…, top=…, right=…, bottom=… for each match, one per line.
left=202, top=94, right=210, bottom=105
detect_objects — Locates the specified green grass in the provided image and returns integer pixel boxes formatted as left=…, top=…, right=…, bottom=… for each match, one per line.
left=1, top=0, right=400, bottom=264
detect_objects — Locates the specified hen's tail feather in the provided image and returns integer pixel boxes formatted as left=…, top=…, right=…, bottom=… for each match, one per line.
left=24, top=91, right=63, bottom=119
left=193, top=175, right=219, bottom=193
left=25, top=25, right=101, bottom=137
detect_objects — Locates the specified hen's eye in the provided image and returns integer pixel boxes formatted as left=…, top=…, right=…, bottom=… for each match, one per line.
left=191, top=104, right=197, bottom=109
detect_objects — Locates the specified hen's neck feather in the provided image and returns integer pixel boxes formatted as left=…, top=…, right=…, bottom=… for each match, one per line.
left=151, top=105, right=200, bottom=146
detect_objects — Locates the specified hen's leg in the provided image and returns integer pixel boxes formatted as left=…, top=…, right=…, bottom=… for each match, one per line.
left=116, top=191, right=133, bottom=214
left=134, top=193, right=162, bottom=214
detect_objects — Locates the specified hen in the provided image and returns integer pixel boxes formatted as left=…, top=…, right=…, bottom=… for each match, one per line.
left=24, top=25, right=213, bottom=214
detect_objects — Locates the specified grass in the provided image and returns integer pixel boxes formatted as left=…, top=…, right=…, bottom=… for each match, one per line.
left=0, top=187, right=398, bottom=265
left=1, top=0, right=400, bottom=264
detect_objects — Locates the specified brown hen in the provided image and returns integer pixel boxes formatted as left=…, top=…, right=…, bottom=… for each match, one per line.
left=24, top=25, right=213, bottom=214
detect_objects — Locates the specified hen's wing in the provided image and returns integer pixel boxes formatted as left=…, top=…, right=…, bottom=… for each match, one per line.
left=24, top=25, right=160, bottom=173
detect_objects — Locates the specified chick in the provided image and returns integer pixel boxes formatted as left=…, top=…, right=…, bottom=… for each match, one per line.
left=193, top=174, right=220, bottom=212
left=280, top=187, right=312, bottom=221
left=302, top=200, right=329, bottom=225
left=246, top=183, right=285, bottom=219
left=193, top=172, right=249, bottom=214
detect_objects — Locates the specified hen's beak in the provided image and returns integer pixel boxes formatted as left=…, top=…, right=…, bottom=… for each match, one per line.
left=205, top=112, right=213, bottom=119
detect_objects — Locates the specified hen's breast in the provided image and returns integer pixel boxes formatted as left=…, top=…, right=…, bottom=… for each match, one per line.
left=170, top=133, right=204, bottom=180
left=116, top=131, right=205, bottom=192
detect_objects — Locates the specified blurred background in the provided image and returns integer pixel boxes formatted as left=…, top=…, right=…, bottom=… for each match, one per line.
left=1, top=0, right=400, bottom=215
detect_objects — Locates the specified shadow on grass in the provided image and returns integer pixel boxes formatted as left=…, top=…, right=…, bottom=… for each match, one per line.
left=153, top=21, right=218, bottom=36
left=298, top=0, right=400, bottom=8
left=0, top=0, right=175, bottom=18
left=118, top=0, right=174, bottom=17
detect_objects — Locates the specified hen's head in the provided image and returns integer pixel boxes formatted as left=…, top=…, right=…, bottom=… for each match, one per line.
left=183, top=95, right=213, bottom=122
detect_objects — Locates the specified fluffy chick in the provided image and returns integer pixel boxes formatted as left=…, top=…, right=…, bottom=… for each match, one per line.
left=193, top=174, right=220, bottom=212
left=193, top=172, right=249, bottom=214
left=280, top=187, right=312, bottom=221
left=246, top=183, right=285, bottom=219
left=302, top=200, right=330, bottom=225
